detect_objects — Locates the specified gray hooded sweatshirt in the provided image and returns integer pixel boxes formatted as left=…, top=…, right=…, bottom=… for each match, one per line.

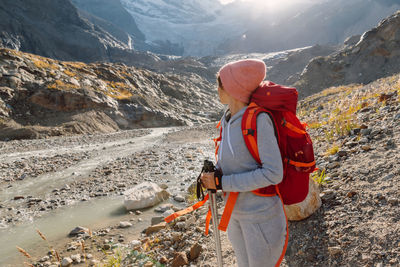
left=218, top=106, right=284, bottom=219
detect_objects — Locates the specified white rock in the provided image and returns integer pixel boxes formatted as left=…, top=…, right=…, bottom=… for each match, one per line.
left=70, top=254, right=81, bottom=263
left=130, top=240, right=141, bottom=248
left=69, top=78, right=80, bottom=87
left=40, top=256, right=50, bottom=262
left=61, top=257, right=73, bottom=267
left=285, top=178, right=322, bottom=221
left=119, top=221, right=133, bottom=228
left=124, top=182, right=170, bottom=210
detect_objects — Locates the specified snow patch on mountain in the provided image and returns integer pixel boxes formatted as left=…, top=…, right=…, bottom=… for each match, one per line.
left=121, top=0, right=246, bottom=56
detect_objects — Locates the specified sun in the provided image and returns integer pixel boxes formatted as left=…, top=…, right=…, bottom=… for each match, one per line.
left=220, top=0, right=310, bottom=10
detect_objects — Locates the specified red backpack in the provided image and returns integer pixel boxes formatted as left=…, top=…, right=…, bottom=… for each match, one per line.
left=243, top=80, right=316, bottom=203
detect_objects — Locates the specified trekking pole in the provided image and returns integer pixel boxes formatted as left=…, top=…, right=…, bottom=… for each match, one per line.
left=197, top=160, right=223, bottom=266
left=209, top=188, right=223, bottom=267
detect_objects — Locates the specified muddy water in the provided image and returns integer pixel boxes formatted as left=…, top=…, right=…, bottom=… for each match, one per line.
left=0, top=195, right=184, bottom=266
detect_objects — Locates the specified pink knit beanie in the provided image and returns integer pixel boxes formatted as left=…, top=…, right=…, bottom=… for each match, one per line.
left=218, top=59, right=266, bottom=103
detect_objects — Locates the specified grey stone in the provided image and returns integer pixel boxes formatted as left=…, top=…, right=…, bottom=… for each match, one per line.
left=176, top=222, right=186, bottom=230
left=155, top=203, right=174, bottom=213
left=119, top=221, right=132, bottom=228
left=383, top=174, right=394, bottom=180
left=70, top=254, right=81, bottom=263
left=151, top=216, right=164, bottom=226
left=68, top=226, right=88, bottom=237
left=361, top=128, right=372, bottom=136
left=130, top=240, right=141, bottom=248
left=61, top=257, right=73, bottom=267
left=162, top=209, right=174, bottom=218
left=327, top=162, right=340, bottom=169
left=173, top=195, right=185, bottom=202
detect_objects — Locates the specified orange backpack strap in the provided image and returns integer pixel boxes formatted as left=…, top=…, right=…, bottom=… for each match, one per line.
left=242, top=103, right=261, bottom=164
left=285, top=158, right=316, bottom=168
left=281, top=118, right=306, bottom=134
left=274, top=185, right=289, bottom=267
left=164, top=193, right=209, bottom=223
left=217, top=192, right=239, bottom=231
left=213, top=121, right=222, bottom=162
left=242, top=102, right=280, bottom=165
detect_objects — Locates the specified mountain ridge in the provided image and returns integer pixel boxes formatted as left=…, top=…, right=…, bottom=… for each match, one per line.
left=295, top=10, right=400, bottom=98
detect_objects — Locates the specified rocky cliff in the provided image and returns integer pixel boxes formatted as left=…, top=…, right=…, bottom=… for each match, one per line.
left=295, top=10, right=400, bottom=98
left=0, top=48, right=222, bottom=141
left=0, top=0, right=133, bottom=62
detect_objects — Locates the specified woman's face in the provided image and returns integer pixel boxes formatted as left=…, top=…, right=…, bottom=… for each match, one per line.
left=218, top=85, right=230, bottom=105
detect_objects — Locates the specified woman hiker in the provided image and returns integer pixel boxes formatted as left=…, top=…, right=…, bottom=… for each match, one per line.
left=200, top=59, right=287, bottom=267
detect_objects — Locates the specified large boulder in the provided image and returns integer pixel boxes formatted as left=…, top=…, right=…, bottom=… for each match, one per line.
left=285, top=178, right=321, bottom=221
left=124, top=182, right=170, bottom=211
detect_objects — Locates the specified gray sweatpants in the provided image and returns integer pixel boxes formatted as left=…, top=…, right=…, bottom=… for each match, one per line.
left=227, top=210, right=287, bottom=267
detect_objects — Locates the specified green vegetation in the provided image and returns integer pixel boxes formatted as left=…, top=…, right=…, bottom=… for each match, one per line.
left=105, top=81, right=134, bottom=100
left=30, top=55, right=59, bottom=70
left=124, top=250, right=165, bottom=267
left=103, top=249, right=123, bottom=267
left=312, top=169, right=330, bottom=185
left=63, top=69, right=76, bottom=77
left=47, top=80, right=79, bottom=90
left=63, top=61, right=87, bottom=69
left=326, top=144, right=339, bottom=156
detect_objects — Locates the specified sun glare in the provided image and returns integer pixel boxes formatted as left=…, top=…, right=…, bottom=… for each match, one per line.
left=220, top=0, right=310, bottom=10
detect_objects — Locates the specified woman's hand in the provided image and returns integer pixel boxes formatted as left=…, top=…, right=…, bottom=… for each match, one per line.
left=200, top=172, right=216, bottom=190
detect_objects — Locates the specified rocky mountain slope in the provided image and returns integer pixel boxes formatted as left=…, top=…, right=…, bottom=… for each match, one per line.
left=71, top=0, right=144, bottom=42
left=0, top=48, right=222, bottom=141
left=0, top=0, right=132, bottom=62
left=295, top=10, right=400, bottom=98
